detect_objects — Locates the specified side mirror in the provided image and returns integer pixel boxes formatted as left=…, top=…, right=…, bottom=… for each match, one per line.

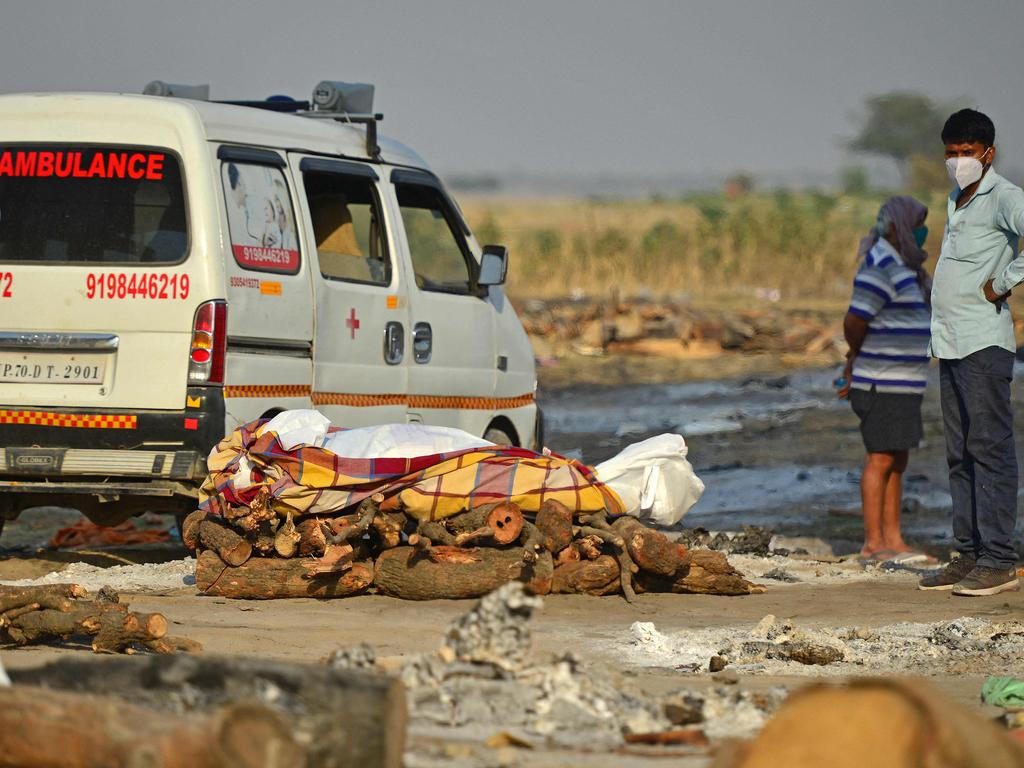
left=478, top=245, right=509, bottom=287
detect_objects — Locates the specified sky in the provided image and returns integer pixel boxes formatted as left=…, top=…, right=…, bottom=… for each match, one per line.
left=0, top=0, right=1022, bottom=188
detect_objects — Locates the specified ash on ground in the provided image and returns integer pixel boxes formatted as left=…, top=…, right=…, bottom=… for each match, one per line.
left=328, top=583, right=786, bottom=764
left=625, top=614, right=1024, bottom=677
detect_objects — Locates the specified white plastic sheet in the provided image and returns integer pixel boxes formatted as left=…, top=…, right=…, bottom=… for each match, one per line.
left=594, top=434, right=705, bottom=526
left=263, top=410, right=494, bottom=458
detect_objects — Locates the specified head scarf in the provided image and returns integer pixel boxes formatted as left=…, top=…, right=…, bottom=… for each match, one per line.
left=857, top=195, right=930, bottom=300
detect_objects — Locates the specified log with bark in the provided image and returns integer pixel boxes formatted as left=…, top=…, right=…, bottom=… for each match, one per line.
left=273, top=512, right=301, bottom=558
left=552, top=555, right=621, bottom=595
left=374, top=545, right=553, bottom=600
left=295, top=517, right=327, bottom=556
left=0, top=685, right=304, bottom=768
left=534, top=499, right=574, bottom=554
left=635, top=549, right=765, bottom=596
left=444, top=502, right=524, bottom=546
left=0, top=585, right=200, bottom=654
left=195, top=549, right=373, bottom=599
left=198, top=518, right=253, bottom=567
left=611, top=516, right=688, bottom=577
left=10, top=654, right=407, bottom=768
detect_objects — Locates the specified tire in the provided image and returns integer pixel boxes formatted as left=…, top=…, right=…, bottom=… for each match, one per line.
left=483, top=426, right=515, bottom=447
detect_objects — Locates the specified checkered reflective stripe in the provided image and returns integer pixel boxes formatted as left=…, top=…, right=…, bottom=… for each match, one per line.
left=224, top=386, right=534, bottom=410
left=223, top=385, right=312, bottom=399
left=0, top=410, right=137, bottom=429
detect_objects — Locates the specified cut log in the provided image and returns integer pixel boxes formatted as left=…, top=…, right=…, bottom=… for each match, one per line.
left=273, top=512, right=300, bottom=559
left=612, top=516, right=688, bottom=577
left=552, top=555, right=621, bottom=595
left=321, top=494, right=382, bottom=546
left=444, top=502, right=524, bottom=546
left=198, top=519, right=253, bottom=567
left=576, top=535, right=604, bottom=560
left=300, top=544, right=354, bottom=578
left=195, top=549, right=373, bottom=599
left=10, top=654, right=407, bottom=768
left=577, top=519, right=639, bottom=602
left=3, top=603, right=126, bottom=644
left=143, top=635, right=204, bottom=654
left=0, top=685, right=304, bottom=768
left=371, top=511, right=406, bottom=550
left=413, top=520, right=456, bottom=547
left=92, top=610, right=168, bottom=654
left=556, top=544, right=582, bottom=565
left=0, top=584, right=87, bottom=614
left=374, top=546, right=553, bottom=600
left=251, top=520, right=277, bottom=556
left=295, top=517, right=327, bottom=557
left=518, top=521, right=545, bottom=563
left=180, top=509, right=207, bottom=551
left=635, top=549, right=765, bottom=596
left=535, top=499, right=574, bottom=554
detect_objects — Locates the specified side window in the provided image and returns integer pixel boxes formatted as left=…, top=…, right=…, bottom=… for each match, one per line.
left=395, top=183, right=475, bottom=295
left=221, top=162, right=300, bottom=274
left=303, top=171, right=390, bottom=286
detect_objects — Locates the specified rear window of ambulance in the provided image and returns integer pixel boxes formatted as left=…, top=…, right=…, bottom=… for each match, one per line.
left=0, top=145, right=187, bottom=265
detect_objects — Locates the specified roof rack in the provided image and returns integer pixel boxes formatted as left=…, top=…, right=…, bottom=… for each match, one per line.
left=143, top=80, right=384, bottom=159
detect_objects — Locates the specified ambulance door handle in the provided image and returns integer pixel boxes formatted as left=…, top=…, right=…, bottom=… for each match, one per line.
left=383, top=322, right=404, bottom=365
left=413, top=322, right=432, bottom=364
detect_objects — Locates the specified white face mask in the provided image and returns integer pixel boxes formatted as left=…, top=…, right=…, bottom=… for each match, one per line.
left=945, top=150, right=989, bottom=189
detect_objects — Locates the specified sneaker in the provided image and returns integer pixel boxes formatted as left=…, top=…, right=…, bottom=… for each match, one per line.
left=952, top=566, right=1020, bottom=597
left=917, top=556, right=976, bottom=591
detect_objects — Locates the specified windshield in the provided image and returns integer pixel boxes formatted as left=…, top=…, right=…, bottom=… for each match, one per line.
left=0, top=145, right=187, bottom=264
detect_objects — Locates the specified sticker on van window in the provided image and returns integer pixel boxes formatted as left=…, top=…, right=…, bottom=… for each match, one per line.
left=222, top=163, right=300, bottom=275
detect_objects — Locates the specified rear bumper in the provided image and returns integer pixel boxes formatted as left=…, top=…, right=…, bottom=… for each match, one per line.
left=0, top=386, right=224, bottom=483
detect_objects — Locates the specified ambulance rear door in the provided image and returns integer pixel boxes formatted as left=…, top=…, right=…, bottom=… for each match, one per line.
left=216, top=145, right=314, bottom=427
left=290, top=155, right=409, bottom=427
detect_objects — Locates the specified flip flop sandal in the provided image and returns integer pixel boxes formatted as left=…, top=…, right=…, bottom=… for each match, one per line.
left=885, top=551, right=938, bottom=565
left=857, top=550, right=897, bottom=566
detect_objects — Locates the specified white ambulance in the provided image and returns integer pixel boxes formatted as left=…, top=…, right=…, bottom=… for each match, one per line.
left=0, top=81, right=540, bottom=531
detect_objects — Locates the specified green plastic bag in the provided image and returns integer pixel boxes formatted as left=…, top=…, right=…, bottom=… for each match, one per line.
left=981, top=676, right=1024, bottom=708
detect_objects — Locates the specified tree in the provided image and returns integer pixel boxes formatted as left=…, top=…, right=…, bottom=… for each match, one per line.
left=848, top=92, right=947, bottom=182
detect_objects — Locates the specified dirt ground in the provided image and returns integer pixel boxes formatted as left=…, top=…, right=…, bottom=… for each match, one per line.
left=2, top=352, right=1024, bottom=765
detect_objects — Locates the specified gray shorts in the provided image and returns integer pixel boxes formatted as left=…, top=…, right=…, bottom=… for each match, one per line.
left=849, top=386, right=924, bottom=453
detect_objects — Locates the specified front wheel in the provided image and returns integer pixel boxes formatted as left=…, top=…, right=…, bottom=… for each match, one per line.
left=483, top=426, right=514, bottom=448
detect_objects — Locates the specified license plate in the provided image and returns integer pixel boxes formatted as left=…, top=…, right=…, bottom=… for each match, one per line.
left=0, top=353, right=106, bottom=384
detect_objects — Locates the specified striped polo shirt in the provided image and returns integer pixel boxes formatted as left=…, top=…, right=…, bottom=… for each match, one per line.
left=847, top=237, right=931, bottom=394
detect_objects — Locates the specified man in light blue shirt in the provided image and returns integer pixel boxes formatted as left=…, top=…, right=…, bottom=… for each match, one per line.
left=920, top=109, right=1024, bottom=596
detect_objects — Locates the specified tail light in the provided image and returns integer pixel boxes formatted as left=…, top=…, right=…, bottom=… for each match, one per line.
left=188, top=300, right=227, bottom=384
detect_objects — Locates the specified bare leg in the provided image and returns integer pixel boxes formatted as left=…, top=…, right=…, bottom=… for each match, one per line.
left=861, top=451, right=896, bottom=557
left=881, top=450, right=910, bottom=552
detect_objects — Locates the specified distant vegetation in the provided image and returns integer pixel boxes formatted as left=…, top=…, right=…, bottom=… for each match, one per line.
left=461, top=189, right=951, bottom=304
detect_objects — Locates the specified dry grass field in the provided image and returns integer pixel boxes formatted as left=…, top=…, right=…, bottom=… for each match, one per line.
left=459, top=191, right=953, bottom=305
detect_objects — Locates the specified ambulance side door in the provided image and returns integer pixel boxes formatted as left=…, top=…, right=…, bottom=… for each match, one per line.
left=290, top=156, right=408, bottom=427
left=385, top=169, right=497, bottom=436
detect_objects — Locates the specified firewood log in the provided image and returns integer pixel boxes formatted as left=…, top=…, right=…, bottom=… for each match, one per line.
left=180, top=510, right=206, bottom=550
left=0, top=584, right=87, bottom=614
left=320, top=494, right=382, bottom=546
left=92, top=610, right=168, bottom=654
left=295, top=518, right=327, bottom=557
left=198, top=519, right=253, bottom=567
left=556, top=544, right=582, bottom=565
left=535, top=499, right=574, bottom=554
left=195, top=550, right=372, bottom=599
left=611, top=516, right=688, bottom=577
left=445, top=502, right=524, bottom=546
left=251, top=520, right=277, bottom=556
left=272, top=512, right=300, bottom=559
left=576, top=535, right=604, bottom=560
left=371, top=511, right=406, bottom=549
left=635, top=550, right=765, bottom=596
left=143, top=635, right=203, bottom=654
left=3, top=602, right=126, bottom=644
left=412, top=520, right=456, bottom=548
left=374, top=546, right=552, bottom=600
left=552, top=555, right=621, bottom=595
left=577, top=512, right=639, bottom=602
left=0, top=685, right=304, bottom=768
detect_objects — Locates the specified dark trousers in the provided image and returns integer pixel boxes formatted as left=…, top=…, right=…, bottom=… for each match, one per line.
left=939, top=346, right=1018, bottom=569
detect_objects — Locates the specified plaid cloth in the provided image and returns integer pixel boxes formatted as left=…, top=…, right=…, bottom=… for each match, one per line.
left=200, top=418, right=624, bottom=521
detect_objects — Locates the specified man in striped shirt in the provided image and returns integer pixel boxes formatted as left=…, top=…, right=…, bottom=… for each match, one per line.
left=839, top=196, right=932, bottom=563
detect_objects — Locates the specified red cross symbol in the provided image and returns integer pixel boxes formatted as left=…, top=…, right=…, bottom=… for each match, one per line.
left=346, top=307, right=361, bottom=339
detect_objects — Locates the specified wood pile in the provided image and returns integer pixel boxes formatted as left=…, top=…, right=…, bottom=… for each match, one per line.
left=517, top=297, right=842, bottom=358
left=9, top=654, right=407, bottom=768
left=185, top=496, right=763, bottom=601
left=0, top=583, right=200, bottom=654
